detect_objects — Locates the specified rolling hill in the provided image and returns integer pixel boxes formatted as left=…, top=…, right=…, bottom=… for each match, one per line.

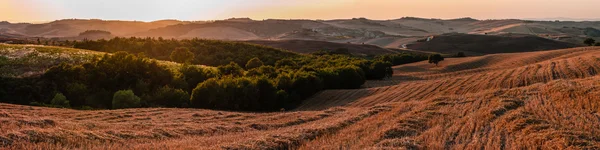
left=2, top=17, right=600, bottom=47
left=2, top=46, right=600, bottom=149
left=406, top=33, right=579, bottom=55
left=243, top=40, right=397, bottom=56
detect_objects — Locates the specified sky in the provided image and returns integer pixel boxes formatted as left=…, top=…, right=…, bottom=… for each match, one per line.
left=2, top=0, right=599, bottom=23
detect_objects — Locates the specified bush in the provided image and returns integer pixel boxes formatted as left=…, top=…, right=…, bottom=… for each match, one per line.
left=245, top=57, right=264, bottom=70
left=51, top=93, right=70, bottom=108
left=112, top=90, right=141, bottom=109
left=190, top=77, right=281, bottom=111
left=147, top=86, right=190, bottom=108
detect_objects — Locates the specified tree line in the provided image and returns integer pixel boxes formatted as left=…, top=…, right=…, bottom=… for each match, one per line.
left=1, top=37, right=412, bottom=111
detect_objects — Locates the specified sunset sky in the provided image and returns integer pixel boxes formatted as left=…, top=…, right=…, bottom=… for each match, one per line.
left=2, top=0, right=599, bottom=23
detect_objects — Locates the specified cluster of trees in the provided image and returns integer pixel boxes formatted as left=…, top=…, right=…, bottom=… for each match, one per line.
left=2, top=37, right=439, bottom=111
left=584, top=38, right=600, bottom=46
left=0, top=52, right=392, bottom=111
left=374, top=53, right=428, bottom=66
left=72, top=37, right=298, bottom=66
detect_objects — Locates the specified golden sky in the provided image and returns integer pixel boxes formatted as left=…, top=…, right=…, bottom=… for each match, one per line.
left=2, top=0, right=599, bottom=23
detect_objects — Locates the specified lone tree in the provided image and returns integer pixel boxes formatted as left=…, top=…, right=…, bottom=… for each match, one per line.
left=428, top=54, right=444, bottom=66
left=584, top=38, right=596, bottom=46
left=245, top=57, right=264, bottom=70
left=170, top=47, right=195, bottom=63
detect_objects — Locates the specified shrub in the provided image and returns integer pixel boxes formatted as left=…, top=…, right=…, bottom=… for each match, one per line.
left=147, top=86, right=190, bottom=108
left=245, top=57, right=264, bottom=70
left=51, top=93, right=70, bottom=108
left=112, top=90, right=141, bottom=109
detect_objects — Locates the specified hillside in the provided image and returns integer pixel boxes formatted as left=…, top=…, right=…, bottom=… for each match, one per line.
left=3, top=18, right=600, bottom=46
left=243, top=40, right=397, bottom=56
left=0, top=19, right=187, bottom=38
left=0, top=44, right=183, bottom=78
left=406, top=33, right=578, bottom=55
left=2, top=47, right=600, bottom=149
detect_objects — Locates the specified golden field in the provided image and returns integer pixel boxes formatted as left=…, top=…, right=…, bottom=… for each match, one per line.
left=2, top=47, right=600, bottom=149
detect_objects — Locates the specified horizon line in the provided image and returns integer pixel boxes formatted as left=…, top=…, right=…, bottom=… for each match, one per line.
left=4, top=16, right=600, bottom=24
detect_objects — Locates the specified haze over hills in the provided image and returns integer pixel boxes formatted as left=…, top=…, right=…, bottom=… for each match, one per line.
left=2, top=17, right=599, bottom=48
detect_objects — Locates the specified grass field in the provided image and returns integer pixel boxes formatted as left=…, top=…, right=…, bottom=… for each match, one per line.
left=1, top=46, right=600, bottom=149
left=0, top=44, right=205, bottom=78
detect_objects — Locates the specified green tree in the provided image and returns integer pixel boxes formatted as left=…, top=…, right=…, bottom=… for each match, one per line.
left=584, top=38, right=596, bottom=46
left=595, top=43, right=600, bottom=46
left=170, top=47, right=195, bottom=63
left=51, top=93, right=70, bottom=108
left=179, top=65, right=216, bottom=91
left=428, top=54, right=444, bottom=66
left=218, top=62, right=244, bottom=77
left=112, top=90, right=141, bottom=109
left=147, top=86, right=190, bottom=108
left=245, top=57, right=264, bottom=70
left=367, top=60, right=392, bottom=79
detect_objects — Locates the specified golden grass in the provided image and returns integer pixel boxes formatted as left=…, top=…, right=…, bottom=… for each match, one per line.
left=2, top=46, right=600, bottom=149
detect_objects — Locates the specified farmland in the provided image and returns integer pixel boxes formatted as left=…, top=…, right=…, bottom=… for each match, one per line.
left=1, top=46, right=600, bottom=149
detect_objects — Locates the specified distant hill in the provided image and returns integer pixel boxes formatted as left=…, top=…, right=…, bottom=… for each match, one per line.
left=0, top=19, right=187, bottom=38
left=1, top=17, right=600, bottom=46
left=243, top=40, right=396, bottom=56
left=406, top=33, right=578, bottom=55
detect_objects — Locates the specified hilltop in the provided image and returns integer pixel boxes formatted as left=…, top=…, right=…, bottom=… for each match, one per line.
left=2, top=17, right=599, bottom=47
left=2, top=46, right=600, bottom=149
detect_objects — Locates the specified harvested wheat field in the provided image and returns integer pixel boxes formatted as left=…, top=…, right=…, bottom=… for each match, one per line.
left=3, top=47, right=600, bottom=149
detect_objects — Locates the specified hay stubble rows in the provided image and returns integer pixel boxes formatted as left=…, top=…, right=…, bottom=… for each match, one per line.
left=2, top=47, right=600, bottom=149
